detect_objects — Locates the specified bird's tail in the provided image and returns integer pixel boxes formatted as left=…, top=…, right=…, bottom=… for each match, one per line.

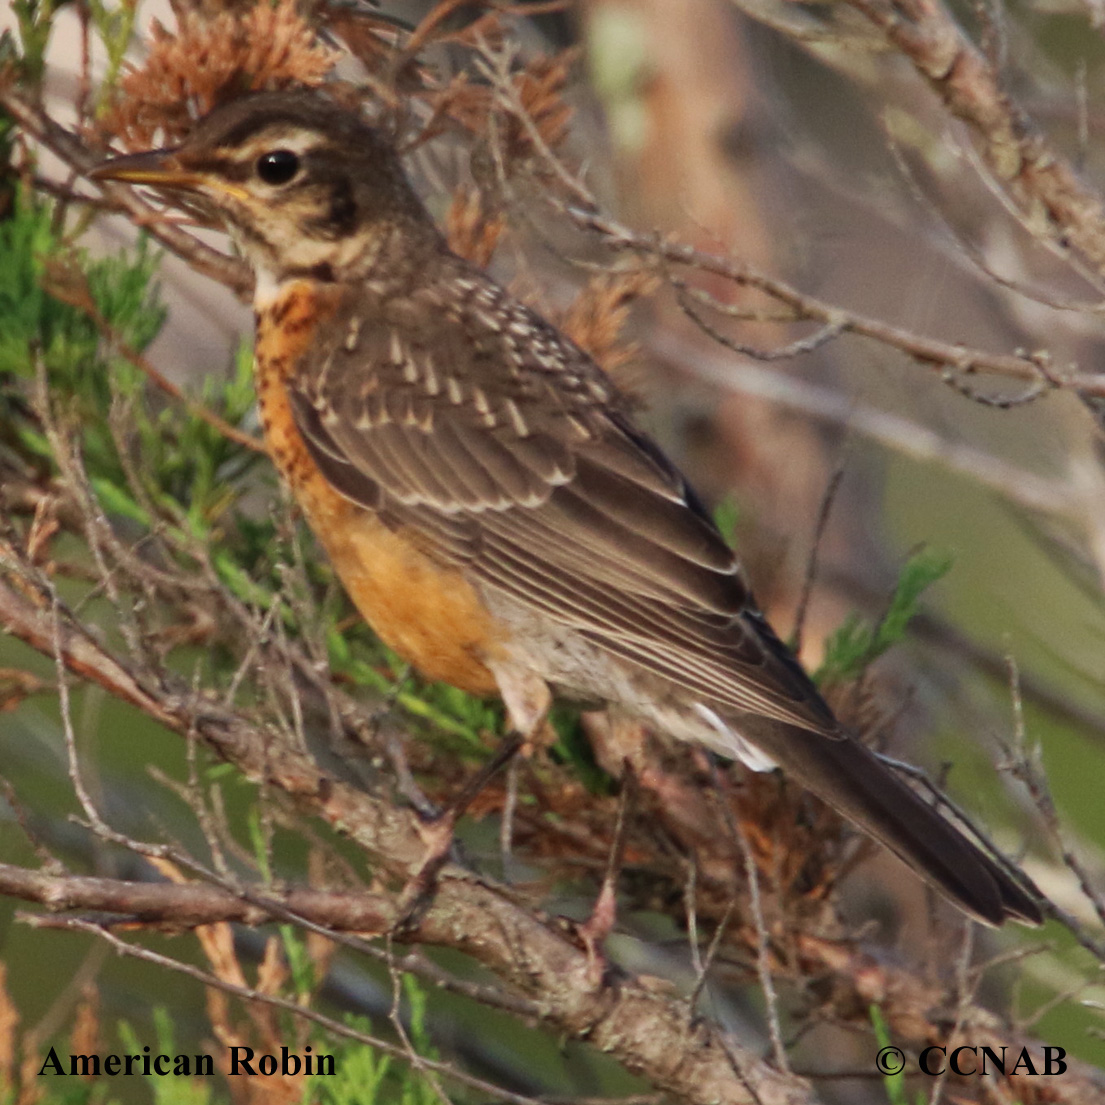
left=731, top=716, right=1042, bottom=926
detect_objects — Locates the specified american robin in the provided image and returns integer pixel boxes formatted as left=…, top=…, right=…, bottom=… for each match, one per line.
left=91, top=88, right=1041, bottom=927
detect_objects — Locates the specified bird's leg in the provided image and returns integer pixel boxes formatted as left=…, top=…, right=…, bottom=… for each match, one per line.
left=574, top=760, right=637, bottom=983
left=385, top=728, right=440, bottom=821
left=395, top=731, right=525, bottom=929
left=394, top=665, right=551, bottom=930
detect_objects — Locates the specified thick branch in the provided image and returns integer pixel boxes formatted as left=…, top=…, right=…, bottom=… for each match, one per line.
left=796, top=934, right=1105, bottom=1102
left=846, top=0, right=1105, bottom=277
left=0, top=861, right=394, bottom=930
left=0, top=568, right=811, bottom=1105
left=3, top=547, right=1096, bottom=1099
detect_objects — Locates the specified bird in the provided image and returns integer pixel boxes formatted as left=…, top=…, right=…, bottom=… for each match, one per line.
left=90, top=87, right=1042, bottom=927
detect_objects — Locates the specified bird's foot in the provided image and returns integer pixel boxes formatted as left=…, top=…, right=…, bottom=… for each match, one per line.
left=393, top=808, right=460, bottom=933
left=572, top=878, right=619, bottom=987
left=392, top=731, right=526, bottom=933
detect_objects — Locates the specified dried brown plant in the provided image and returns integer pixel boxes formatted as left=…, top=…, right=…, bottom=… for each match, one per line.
left=558, top=268, right=660, bottom=378
left=68, top=988, right=100, bottom=1080
left=103, top=0, right=339, bottom=150
left=425, top=47, right=577, bottom=171
left=444, top=183, right=506, bottom=267
left=0, top=967, right=16, bottom=1104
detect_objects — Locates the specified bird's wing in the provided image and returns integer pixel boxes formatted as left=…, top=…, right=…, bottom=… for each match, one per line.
left=288, top=270, right=838, bottom=735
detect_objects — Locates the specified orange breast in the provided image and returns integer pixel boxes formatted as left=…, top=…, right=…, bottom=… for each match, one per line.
left=254, top=281, right=502, bottom=697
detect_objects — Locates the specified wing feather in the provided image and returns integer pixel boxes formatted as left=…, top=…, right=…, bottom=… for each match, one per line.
left=289, top=270, right=837, bottom=735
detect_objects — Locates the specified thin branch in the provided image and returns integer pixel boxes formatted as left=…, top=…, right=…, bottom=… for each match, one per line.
left=792, top=462, right=847, bottom=655
left=1003, top=653, right=1105, bottom=942
left=880, top=120, right=1105, bottom=315
left=42, top=259, right=264, bottom=453
left=567, top=206, right=1105, bottom=393
left=0, top=87, right=252, bottom=297
left=929, top=924, right=976, bottom=1105
left=675, top=285, right=850, bottom=363
left=709, top=762, right=789, bottom=1075
left=648, top=329, right=1075, bottom=518
left=472, top=35, right=596, bottom=209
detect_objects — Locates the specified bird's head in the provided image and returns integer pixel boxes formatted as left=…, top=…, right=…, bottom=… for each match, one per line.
left=91, top=89, right=437, bottom=293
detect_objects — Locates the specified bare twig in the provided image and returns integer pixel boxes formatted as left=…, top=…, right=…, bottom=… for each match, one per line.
left=42, top=259, right=264, bottom=453
left=568, top=207, right=1105, bottom=393
left=929, top=923, right=976, bottom=1105
left=0, top=87, right=252, bottom=297
left=1003, top=654, right=1105, bottom=939
left=792, top=462, right=847, bottom=655
left=649, top=330, right=1075, bottom=517
left=709, top=762, right=789, bottom=1075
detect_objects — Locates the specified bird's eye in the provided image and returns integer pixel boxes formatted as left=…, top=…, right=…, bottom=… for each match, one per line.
left=255, top=149, right=300, bottom=185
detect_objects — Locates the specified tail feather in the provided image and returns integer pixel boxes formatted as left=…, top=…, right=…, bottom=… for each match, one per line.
left=733, top=717, right=1042, bottom=927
